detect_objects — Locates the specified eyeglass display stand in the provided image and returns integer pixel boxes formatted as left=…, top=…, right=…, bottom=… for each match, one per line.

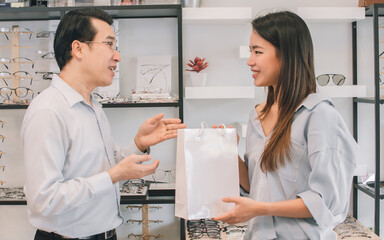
left=142, top=204, right=150, bottom=240
left=11, top=25, right=20, bottom=104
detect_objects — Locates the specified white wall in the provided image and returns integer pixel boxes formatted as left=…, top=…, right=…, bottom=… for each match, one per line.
left=0, top=0, right=368, bottom=239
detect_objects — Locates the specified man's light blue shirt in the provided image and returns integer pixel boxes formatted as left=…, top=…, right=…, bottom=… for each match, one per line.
left=21, top=75, right=143, bottom=238
left=244, top=93, right=358, bottom=240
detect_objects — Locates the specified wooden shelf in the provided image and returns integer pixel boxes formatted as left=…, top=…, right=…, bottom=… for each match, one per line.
left=297, top=7, right=365, bottom=22
left=185, top=86, right=254, bottom=99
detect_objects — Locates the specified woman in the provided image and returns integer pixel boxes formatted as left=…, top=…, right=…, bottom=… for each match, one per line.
left=214, top=11, right=358, bottom=239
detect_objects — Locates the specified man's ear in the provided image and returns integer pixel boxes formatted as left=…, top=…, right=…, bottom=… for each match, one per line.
left=71, top=40, right=85, bottom=59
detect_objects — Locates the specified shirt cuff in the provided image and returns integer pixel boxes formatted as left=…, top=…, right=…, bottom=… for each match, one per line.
left=297, top=190, right=335, bottom=229
left=87, top=172, right=115, bottom=199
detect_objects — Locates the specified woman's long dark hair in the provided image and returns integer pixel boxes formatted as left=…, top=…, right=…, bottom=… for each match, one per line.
left=253, top=11, right=317, bottom=172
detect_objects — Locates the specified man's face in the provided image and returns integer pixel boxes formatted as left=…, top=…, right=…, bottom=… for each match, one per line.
left=82, top=18, right=121, bottom=89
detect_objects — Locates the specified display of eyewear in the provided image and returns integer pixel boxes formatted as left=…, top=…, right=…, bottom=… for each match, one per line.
left=36, top=31, right=55, bottom=39
left=0, top=135, right=5, bottom=143
left=0, top=187, right=25, bottom=200
left=0, top=57, right=34, bottom=69
left=0, top=120, right=5, bottom=128
left=92, top=92, right=121, bottom=104
left=152, top=169, right=175, bottom=183
left=0, top=151, right=4, bottom=159
left=0, top=26, right=32, bottom=40
left=0, top=71, right=33, bottom=86
left=126, top=205, right=162, bottom=212
left=35, top=71, right=58, bottom=80
left=334, top=215, right=375, bottom=239
left=126, top=219, right=163, bottom=225
left=187, top=219, right=221, bottom=239
left=127, top=233, right=161, bottom=240
left=36, top=50, right=55, bottom=59
left=121, top=179, right=146, bottom=195
left=0, top=87, right=34, bottom=99
left=316, top=74, right=345, bottom=86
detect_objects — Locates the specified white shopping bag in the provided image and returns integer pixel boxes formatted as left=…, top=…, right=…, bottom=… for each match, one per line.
left=175, top=124, right=240, bottom=220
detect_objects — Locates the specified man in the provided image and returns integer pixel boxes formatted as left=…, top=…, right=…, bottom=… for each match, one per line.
left=21, top=8, right=185, bottom=240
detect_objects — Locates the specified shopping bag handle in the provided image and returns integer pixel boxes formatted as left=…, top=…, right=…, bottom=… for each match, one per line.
left=197, top=121, right=226, bottom=138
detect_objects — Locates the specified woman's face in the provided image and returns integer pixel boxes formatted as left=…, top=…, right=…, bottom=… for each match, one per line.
left=247, top=30, right=282, bottom=89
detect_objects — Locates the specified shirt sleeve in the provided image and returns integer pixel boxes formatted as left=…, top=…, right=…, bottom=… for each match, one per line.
left=22, top=108, right=114, bottom=217
left=297, top=105, right=358, bottom=230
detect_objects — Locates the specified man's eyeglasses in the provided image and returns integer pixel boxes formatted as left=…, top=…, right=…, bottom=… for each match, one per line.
left=0, top=71, right=33, bottom=86
left=0, top=135, right=5, bottom=143
left=0, top=120, right=5, bottom=128
left=316, top=74, right=345, bottom=86
left=0, top=57, right=34, bottom=69
left=83, top=41, right=118, bottom=52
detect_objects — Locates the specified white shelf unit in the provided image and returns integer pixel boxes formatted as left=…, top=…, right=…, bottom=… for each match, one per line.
left=182, top=7, right=252, bottom=24
left=232, top=122, right=248, bottom=138
left=185, top=86, right=254, bottom=99
left=317, top=85, right=366, bottom=98
left=297, top=7, right=365, bottom=22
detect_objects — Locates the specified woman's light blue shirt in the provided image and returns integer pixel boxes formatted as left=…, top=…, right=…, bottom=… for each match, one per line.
left=244, top=93, right=358, bottom=240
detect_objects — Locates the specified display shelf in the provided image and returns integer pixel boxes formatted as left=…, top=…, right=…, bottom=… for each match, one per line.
left=354, top=97, right=384, bottom=104
left=185, top=86, right=254, bottom=99
left=0, top=196, right=175, bottom=206
left=297, top=7, right=365, bottom=22
left=0, top=4, right=182, bottom=21
left=317, top=85, right=366, bottom=98
left=354, top=183, right=384, bottom=200
left=0, top=102, right=181, bottom=109
left=182, top=7, right=252, bottom=24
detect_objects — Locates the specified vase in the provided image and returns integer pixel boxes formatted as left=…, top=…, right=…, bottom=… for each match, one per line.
left=186, top=72, right=207, bottom=87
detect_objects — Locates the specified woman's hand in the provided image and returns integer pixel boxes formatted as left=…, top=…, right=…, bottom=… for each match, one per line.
left=213, top=197, right=265, bottom=225
left=211, top=124, right=239, bottom=145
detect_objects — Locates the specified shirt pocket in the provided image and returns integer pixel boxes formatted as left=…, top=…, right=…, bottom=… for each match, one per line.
left=276, top=140, right=306, bottom=184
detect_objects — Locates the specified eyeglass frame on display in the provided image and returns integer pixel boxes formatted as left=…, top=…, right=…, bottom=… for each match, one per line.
left=0, top=26, right=33, bottom=40
left=36, top=31, right=55, bottom=39
left=0, top=71, right=34, bottom=86
left=126, top=205, right=162, bottom=212
left=0, top=87, right=34, bottom=101
left=127, top=233, right=161, bottom=240
left=35, top=71, right=59, bottom=80
left=0, top=57, right=35, bottom=70
left=126, top=219, right=163, bottom=225
left=316, top=74, right=346, bottom=86
left=152, top=169, right=175, bottom=183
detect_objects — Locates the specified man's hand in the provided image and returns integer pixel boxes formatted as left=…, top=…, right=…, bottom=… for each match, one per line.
left=108, top=154, right=159, bottom=183
left=134, top=113, right=186, bottom=152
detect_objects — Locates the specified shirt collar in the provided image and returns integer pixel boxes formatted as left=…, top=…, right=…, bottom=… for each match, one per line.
left=295, top=92, right=334, bottom=112
left=51, top=74, right=101, bottom=108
